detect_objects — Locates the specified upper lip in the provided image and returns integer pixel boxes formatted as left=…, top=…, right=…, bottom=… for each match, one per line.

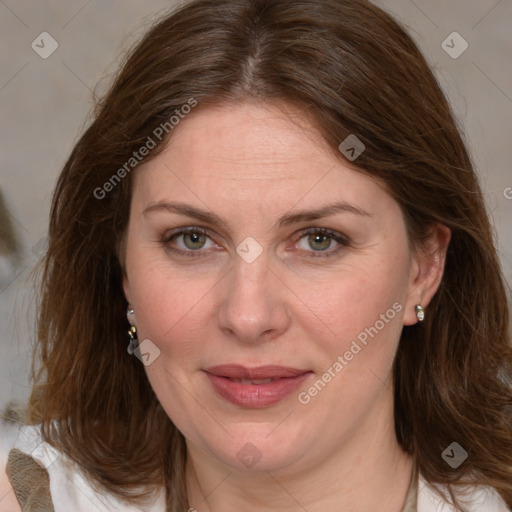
left=204, top=364, right=310, bottom=380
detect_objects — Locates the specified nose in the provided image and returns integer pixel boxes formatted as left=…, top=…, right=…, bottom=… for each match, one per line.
left=217, top=251, right=291, bottom=344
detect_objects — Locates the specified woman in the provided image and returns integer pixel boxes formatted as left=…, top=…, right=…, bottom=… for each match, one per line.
left=1, top=0, right=511, bottom=510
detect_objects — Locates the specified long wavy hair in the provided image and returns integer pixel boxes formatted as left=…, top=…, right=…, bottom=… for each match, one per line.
left=27, top=0, right=512, bottom=510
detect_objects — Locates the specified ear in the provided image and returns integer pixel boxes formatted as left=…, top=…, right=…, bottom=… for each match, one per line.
left=123, top=274, right=131, bottom=305
left=118, top=234, right=131, bottom=304
left=403, top=223, right=451, bottom=326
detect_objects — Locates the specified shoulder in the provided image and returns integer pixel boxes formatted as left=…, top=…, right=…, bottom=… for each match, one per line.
left=0, top=401, right=55, bottom=512
left=0, top=401, right=166, bottom=512
left=418, top=472, right=511, bottom=512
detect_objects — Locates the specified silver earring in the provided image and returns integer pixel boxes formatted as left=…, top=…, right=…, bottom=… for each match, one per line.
left=126, top=305, right=139, bottom=354
left=415, top=304, right=425, bottom=322
left=127, top=306, right=135, bottom=324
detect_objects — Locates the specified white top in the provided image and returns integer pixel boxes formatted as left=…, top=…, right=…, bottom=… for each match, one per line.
left=1, top=420, right=509, bottom=512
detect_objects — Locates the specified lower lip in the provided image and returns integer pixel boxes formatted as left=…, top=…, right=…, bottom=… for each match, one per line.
left=204, top=371, right=313, bottom=408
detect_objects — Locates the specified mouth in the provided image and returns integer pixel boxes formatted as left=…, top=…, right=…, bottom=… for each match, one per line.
left=204, top=364, right=310, bottom=380
left=203, top=364, right=313, bottom=408
left=226, top=377, right=277, bottom=384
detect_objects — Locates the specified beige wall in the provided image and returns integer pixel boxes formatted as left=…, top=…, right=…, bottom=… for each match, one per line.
left=1, top=0, right=511, bottom=410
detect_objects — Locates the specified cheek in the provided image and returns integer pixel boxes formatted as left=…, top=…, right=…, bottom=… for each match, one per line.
left=301, top=253, right=406, bottom=326
left=298, top=255, right=409, bottom=372
left=126, top=254, right=220, bottom=356
left=297, top=280, right=405, bottom=420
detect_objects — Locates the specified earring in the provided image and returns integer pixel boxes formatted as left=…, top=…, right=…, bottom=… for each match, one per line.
left=414, top=304, right=425, bottom=322
left=126, top=305, right=139, bottom=354
left=127, top=326, right=139, bottom=355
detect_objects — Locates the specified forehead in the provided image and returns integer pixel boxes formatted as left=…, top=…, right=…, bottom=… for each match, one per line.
left=165, top=101, right=335, bottom=175
left=132, top=101, right=391, bottom=218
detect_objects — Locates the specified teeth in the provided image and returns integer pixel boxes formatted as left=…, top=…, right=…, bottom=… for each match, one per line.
left=231, top=378, right=275, bottom=384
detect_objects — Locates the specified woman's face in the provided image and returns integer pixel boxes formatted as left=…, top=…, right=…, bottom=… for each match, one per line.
left=122, top=101, right=435, bottom=474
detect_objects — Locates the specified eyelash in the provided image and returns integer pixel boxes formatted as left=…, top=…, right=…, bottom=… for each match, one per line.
left=161, top=226, right=350, bottom=259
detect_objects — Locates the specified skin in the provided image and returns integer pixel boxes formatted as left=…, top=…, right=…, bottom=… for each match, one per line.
left=0, top=484, right=20, bottom=512
left=121, top=101, right=451, bottom=512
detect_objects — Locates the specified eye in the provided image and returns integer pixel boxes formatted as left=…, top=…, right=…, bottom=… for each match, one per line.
left=162, top=226, right=350, bottom=259
left=293, top=228, right=350, bottom=257
left=163, top=227, right=219, bottom=257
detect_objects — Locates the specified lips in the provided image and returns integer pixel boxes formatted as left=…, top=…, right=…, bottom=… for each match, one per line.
left=204, top=364, right=309, bottom=380
left=203, top=364, right=313, bottom=407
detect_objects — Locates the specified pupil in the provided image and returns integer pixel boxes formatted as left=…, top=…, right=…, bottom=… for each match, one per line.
left=309, top=233, right=330, bottom=251
left=185, top=232, right=205, bottom=249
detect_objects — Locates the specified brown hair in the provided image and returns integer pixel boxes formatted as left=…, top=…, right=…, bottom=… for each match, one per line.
left=27, top=0, right=512, bottom=510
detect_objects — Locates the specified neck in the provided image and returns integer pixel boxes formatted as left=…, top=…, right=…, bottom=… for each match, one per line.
left=185, top=386, right=413, bottom=512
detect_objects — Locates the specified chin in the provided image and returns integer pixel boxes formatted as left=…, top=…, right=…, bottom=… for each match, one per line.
left=208, top=425, right=309, bottom=473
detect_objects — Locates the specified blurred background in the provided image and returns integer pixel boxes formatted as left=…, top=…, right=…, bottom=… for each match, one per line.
left=0, top=0, right=511, bottom=412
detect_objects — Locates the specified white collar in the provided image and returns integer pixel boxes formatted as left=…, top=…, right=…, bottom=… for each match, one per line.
left=8, top=423, right=510, bottom=512
left=417, top=472, right=509, bottom=511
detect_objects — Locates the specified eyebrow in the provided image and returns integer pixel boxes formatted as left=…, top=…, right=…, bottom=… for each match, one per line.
left=143, top=200, right=372, bottom=232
